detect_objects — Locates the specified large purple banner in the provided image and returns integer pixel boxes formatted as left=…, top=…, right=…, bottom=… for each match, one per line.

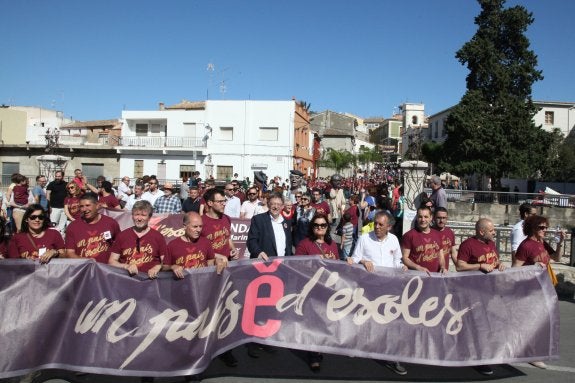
left=0, top=258, right=559, bottom=378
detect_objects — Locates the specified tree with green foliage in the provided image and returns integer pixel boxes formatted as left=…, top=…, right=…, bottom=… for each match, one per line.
left=439, top=0, right=554, bottom=190
left=320, top=148, right=355, bottom=175
left=356, top=146, right=383, bottom=171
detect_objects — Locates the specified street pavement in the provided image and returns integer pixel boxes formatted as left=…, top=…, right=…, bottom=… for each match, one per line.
left=16, top=296, right=575, bottom=383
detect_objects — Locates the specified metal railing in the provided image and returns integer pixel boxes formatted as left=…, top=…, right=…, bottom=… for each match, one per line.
left=118, top=136, right=206, bottom=148
left=425, top=188, right=575, bottom=208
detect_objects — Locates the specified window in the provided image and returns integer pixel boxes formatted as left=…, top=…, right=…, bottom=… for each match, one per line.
left=545, top=111, right=554, bottom=125
left=220, top=127, right=233, bottom=141
left=217, top=165, right=233, bottom=180
left=260, top=127, right=279, bottom=141
left=136, top=124, right=148, bottom=136
left=2, top=162, right=19, bottom=185
left=434, top=121, right=439, bottom=138
left=412, top=116, right=418, bottom=125
left=180, top=165, right=195, bottom=180
left=82, top=163, right=104, bottom=185
left=134, top=160, right=144, bottom=179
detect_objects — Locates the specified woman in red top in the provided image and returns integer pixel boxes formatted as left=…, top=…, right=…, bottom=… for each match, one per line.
left=513, top=215, right=564, bottom=267
left=280, top=199, right=295, bottom=221
left=294, top=212, right=340, bottom=372
left=64, top=182, right=83, bottom=221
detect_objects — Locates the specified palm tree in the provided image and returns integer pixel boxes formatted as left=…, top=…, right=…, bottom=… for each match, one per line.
left=320, top=148, right=355, bottom=175
left=356, top=146, right=383, bottom=172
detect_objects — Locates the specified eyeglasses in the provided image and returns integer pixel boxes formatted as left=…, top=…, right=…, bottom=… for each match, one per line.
left=247, top=192, right=257, bottom=196
left=537, top=225, right=548, bottom=231
left=301, top=198, right=310, bottom=201
left=295, top=195, right=302, bottom=198
left=67, top=187, right=76, bottom=190
left=28, top=214, right=45, bottom=221
left=313, top=223, right=328, bottom=229
left=213, top=199, right=227, bottom=204
left=225, top=188, right=234, bottom=191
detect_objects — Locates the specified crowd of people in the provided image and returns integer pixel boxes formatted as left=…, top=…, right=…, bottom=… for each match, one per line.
left=0, top=167, right=564, bottom=379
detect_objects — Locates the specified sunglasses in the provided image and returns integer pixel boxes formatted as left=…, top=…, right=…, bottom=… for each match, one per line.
left=28, top=214, right=45, bottom=221
left=67, top=186, right=76, bottom=190
left=313, top=223, right=328, bottom=229
left=247, top=192, right=257, bottom=196
left=538, top=225, right=548, bottom=230
left=295, top=195, right=302, bottom=198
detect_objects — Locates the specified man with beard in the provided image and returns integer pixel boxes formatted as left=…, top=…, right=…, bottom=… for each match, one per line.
left=401, top=205, right=446, bottom=274
left=153, top=182, right=182, bottom=214
left=65, top=193, right=121, bottom=263
left=201, top=188, right=239, bottom=261
left=432, top=207, right=457, bottom=270
left=288, top=169, right=306, bottom=203
left=311, top=188, right=331, bottom=222
left=142, top=177, right=162, bottom=206
left=46, top=170, right=68, bottom=235
left=240, top=187, right=260, bottom=219
left=108, top=200, right=167, bottom=279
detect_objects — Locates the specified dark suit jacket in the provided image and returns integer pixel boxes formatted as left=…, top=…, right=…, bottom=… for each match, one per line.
left=247, top=212, right=293, bottom=258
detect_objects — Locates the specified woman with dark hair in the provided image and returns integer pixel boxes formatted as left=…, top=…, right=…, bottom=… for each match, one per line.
left=513, top=215, right=564, bottom=267
left=293, top=192, right=315, bottom=246
left=98, top=180, right=122, bottom=209
left=513, top=214, right=564, bottom=370
left=294, top=212, right=339, bottom=372
left=64, top=181, right=83, bottom=222
left=7, top=204, right=64, bottom=262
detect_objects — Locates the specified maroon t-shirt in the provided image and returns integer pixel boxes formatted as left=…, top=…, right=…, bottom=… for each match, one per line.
left=65, top=215, right=121, bottom=263
left=402, top=228, right=442, bottom=272
left=345, top=205, right=360, bottom=227
left=8, top=229, right=65, bottom=259
left=99, top=194, right=121, bottom=209
left=295, top=238, right=339, bottom=260
left=434, top=227, right=456, bottom=270
left=165, top=236, right=215, bottom=269
left=515, top=238, right=554, bottom=266
left=312, top=201, right=331, bottom=216
left=457, top=236, right=500, bottom=265
left=65, top=196, right=82, bottom=220
left=0, top=240, right=8, bottom=258
left=110, top=228, right=167, bottom=273
left=201, top=214, right=232, bottom=258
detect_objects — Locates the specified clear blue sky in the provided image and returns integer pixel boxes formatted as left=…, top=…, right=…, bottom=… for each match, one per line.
left=1, top=0, right=573, bottom=121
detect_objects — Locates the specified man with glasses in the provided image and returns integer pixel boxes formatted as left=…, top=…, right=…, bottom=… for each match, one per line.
left=432, top=207, right=457, bottom=270
left=348, top=210, right=407, bottom=376
left=65, top=193, right=121, bottom=263
left=455, top=217, right=504, bottom=376
left=223, top=182, right=241, bottom=218
left=153, top=183, right=182, bottom=214
left=125, top=184, right=144, bottom=211
left=109, top=200, right=167, bottom=279
left=46, top=170, right=68, bottom=235
left=240, top=187, right=260, bottom=219
left=510, top=202, right=536, bottom=263
left=142, top=177, right=162, bottom=206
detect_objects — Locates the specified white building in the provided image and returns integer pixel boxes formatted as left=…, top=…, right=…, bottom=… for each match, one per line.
left=118, top=100, right=298, bottom=182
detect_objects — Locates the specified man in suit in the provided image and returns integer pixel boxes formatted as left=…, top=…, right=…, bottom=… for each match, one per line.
left=247, top=192, right=292, bottom=260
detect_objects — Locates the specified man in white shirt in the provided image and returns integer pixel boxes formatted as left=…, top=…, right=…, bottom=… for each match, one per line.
left=117, top=176, right=132, bottom=208
left=510, top=202, right=536, bottom=262
left=141, top=178, right=162, bottom=206
left=125, top=184, right=144, bottom=211
left=223, top=183, right=241, bottom=218
left=240, top=187, right=260, bottom=219
left=348, top=210, right=407, bottom=376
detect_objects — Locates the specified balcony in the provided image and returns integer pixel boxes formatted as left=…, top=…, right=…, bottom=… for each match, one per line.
left=117, top=136, right=206, bottom=149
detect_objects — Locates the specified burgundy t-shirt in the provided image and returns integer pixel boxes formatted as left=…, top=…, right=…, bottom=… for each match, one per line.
left=110, top=228, right=167, bottom=273
left=515, top=238, right=554, bottom=266
left=457, top=236, right=500, bottom=265
left=8, top=229, right=64, bottom=259
left=201, top=214, right=232, bottom=258
left=434, top=227, right=456, bottom=270
left=64, top=196, right=82, bottom=220
left=99, top=194, right=121, bottom=209
left=165, top=236, right=215, bottom=269
left=312, top=201, right=331, bottom=216
left=402, top=228, right=442, bottom=272
left=65, top=215, right=121, bottom=263
left=295, top=238, right=339, bottom=260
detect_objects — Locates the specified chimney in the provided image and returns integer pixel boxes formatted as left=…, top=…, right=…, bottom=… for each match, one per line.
left=159, top=102, right=165, bottom=111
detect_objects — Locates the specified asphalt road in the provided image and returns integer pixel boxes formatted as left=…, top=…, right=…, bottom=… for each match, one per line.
left=12, top=297, right=575, bottom=383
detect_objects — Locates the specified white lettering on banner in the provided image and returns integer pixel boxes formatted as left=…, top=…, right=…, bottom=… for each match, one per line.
left=230, top=223, right=249, bottom=234
left=75, top=298, right=138, bottom=342
left=277, top=267, right=471, bottom=335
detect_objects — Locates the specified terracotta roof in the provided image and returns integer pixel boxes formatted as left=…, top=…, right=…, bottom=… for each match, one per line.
left=165, top=100, right=206, bottom=110
left=62, top=119, right=120, bottom=129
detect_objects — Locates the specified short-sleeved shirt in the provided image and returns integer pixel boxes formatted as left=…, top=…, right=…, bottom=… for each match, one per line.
left=110, top=228, right=167, bottom=273
left=295, top=238, right=339, bottom=260
left=165, top=236, right=215, bottom=269
left=312, top=201, right=331, bottom=216
left=46, top=180, right=67, bottom=208
left=515, top=238, right=554, bottom=266
left=32, top=186, right=48, bottom=211
left=341, top=222, right=354, bottom=250
left=99, top=194, right=121, bottom=209
left=8, top=229, right=65, bottom=259
left=65, top=215, right=121, bottom=263
left=402, top=228, right=443, bottom=272
left=64, top=196, right=82, bottom=220
left=434, top=227, right=456, bottom=270
left=457, top=236, right=500, bottom=265
left=154, top=195, right=182, bottom=214
left=201, top=214, right=233, bottom=258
